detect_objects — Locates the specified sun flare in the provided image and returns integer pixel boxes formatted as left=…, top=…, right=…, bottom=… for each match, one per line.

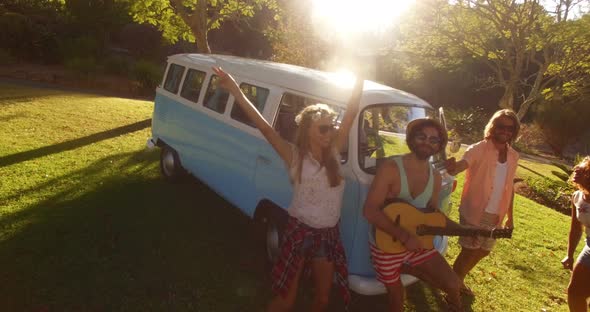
left=312, top=0, right=415, bottom=36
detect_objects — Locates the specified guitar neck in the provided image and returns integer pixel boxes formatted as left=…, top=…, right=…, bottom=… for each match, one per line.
left=418, top=226, right=491, bottom=237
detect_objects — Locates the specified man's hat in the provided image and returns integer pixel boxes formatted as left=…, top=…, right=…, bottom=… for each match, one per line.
left=405, top=118, right=448, bottom=153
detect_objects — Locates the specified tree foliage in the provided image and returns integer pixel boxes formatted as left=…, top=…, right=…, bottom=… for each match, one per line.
left=126, top=0, right=279, bottom=53
left=398, top=0, right=590, bottom=120
left=266, top=0, right=329, bottom=68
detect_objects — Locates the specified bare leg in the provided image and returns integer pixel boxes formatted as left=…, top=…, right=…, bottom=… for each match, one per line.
left=310, top=258, right=335, bottom=312
left=453, top=248, right=490, bottom=283
left=384, top=281, right=405, bottom=312
left=268, top=259, right=305, bottom=312
left=567, top=262, right=590, bottom=312
left=415, top=253, right=462, bottom=310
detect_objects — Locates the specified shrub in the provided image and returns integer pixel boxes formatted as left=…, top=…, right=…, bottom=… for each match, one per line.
left=103, top=56, right=131, bottom=76
left=524, top=176, right=572, bottom=214
left=118, top=23, right=164, bottom=60
left=0, top=49, right=17, bottom=66
left=444, top=106, right=488, bottom=145
left=0, top=12, right=33, bottom=57
left=58, top=37, right=100, bottom=61
left=534, top=98, right=590, bottom=157
left=132, top=60, right=163, bottom=92
left=0, top=11, right=61, bottom=63
left=64, top=57, right=99, bottom=76
left=513, top=123, right=548, bottom=155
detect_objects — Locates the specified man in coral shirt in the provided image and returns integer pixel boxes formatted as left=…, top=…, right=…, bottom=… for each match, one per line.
left=445, top=109, right=520, bottom=296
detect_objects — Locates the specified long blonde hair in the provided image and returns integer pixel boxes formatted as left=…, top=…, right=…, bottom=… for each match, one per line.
left=570, top=156, right=590, bottom=194
left=484, top=109, right=521, bottom=144
left=293, top=104, right=341, bottom=187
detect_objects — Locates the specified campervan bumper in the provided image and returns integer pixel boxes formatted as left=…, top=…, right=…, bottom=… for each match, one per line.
left=146, top=137, right=157, bottom=149
left=347, top=236, right=449, bottom=295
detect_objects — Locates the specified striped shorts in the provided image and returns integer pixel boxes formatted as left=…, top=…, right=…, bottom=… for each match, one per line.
left=370, top=244, right=438, bottom=285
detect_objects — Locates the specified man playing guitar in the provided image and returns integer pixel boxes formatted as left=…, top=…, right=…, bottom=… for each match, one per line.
left=363, top=118, right=464, bottom=312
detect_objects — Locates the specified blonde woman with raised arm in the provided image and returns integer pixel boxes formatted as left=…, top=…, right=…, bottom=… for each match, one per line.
left=213, top=66, right=363, bottom=312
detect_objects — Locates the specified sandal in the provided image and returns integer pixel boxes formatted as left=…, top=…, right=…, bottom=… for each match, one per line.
left=460, top=285, right=475, bottom=297
left=443, top=294, right=465, bottom=312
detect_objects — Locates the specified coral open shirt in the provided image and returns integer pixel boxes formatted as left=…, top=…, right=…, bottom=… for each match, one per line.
left=459, top=139, right=519, bottom=225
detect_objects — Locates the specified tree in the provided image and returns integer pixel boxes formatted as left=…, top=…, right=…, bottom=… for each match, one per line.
left=534, top=14, right=590, bottom=156
left=266, top=0, right=329, bottom=67
left=548, top=0, right=590, bottom=22
left=398, top=0, right=590, bottom=120
left=127, top=0, right=279, bottom=54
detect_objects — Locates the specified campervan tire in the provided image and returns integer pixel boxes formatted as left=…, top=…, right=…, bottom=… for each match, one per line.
left=255, top=204, right=287, bottom=266
left=159, top=146, right=186, bottom=182
left=265, top=213, right=281, bottom=264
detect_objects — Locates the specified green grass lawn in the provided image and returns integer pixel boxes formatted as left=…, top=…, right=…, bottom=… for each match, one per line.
left=0, top=82, right=581, bottom=311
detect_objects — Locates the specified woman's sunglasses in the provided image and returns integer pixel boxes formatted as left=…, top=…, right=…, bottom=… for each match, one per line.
left=318, top=124, right=336, bottom=134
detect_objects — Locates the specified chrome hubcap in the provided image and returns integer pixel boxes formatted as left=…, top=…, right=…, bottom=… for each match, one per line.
left=162, top=150, right=176, bottom=176
left=266, top=221, right=280, bottom=262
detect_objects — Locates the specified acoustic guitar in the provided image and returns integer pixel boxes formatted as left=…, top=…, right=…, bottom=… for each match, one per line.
left=375, top=202, right=513, bottom=253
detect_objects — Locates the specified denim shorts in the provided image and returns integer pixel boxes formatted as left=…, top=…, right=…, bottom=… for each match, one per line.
left=302, top=235, right=327, bottom=258
left=577, top=237, right=590, bottom=268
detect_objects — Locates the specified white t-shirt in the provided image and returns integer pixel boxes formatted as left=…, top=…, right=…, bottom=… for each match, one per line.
left=573, top=190, right=590, bottom=237
left=287, top=145, right=345, bottom=229
left=484, top=161, right=508, bottom=214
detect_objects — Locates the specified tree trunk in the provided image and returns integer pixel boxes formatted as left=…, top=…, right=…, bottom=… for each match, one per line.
left=194, top=28, right=211, bottom=54
left=517, top=97, right=535, bottom=121
left=516, top=59, right=550, bottom=120
left=195, top=0, right=211, bottom=54
left=498, top=83, right=516, bottom=110
left=169, top=0, right=211, bottom=54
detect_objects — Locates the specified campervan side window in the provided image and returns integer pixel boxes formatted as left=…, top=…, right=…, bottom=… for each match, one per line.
left=231, top=83, right=269, bottom=127
left=274, top=93, right=343, bottom=141
left=203, top=75, right=229, bottom=113
left=180, top=69, right=206, bottom=103
left=163, top=63, right=185, bottom=94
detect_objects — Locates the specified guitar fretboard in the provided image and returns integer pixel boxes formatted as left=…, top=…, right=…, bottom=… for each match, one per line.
left=417, top=226, right=512, bottom=238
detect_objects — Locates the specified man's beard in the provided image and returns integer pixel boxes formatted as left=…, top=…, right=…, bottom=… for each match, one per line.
left=411, top=143, right=435, bottom=160
left=492, top=131, right=512, bottom=144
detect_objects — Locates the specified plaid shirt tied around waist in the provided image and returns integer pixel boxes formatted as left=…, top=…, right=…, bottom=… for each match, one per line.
left=271, top=216, right=350, bottom=306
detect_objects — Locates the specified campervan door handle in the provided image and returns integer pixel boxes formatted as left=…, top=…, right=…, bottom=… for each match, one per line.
left=257, top=155, right=271, bottom=165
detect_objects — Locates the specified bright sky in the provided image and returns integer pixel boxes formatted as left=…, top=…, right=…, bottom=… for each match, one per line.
left=311, top=0, right=588, bottom=38
left=311, top=0, right=415, bottom=36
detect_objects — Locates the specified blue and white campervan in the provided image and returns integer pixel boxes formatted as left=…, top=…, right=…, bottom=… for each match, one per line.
left=148, top=54, right=456, bottom=295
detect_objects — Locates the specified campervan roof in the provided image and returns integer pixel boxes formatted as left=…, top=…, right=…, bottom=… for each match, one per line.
left=168, top=54, right=432, bottom=109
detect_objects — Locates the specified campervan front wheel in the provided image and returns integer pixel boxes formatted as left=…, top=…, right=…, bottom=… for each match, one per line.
left=159, top=146, right=185, bottom=182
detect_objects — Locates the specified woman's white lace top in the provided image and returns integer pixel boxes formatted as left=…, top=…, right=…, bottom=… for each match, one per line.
left=573, top=190, right=590, bottom=237
left=286, top=145, right=345, bottom=229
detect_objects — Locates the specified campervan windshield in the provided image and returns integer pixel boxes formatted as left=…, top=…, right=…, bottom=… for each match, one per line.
left=358, top=104, right=442, bottom=174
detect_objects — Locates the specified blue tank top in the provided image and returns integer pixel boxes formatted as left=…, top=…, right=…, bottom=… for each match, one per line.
left=392, top=155, right=434, bottom=209
left=368, top=155, right=435, bottom=244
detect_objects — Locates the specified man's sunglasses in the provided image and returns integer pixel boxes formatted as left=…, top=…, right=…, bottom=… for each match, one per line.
left=415, top=134, right=442, bottom=145
left=495, top=124, right=515, bottom=132
left=318, top=124, right=336, bottom=134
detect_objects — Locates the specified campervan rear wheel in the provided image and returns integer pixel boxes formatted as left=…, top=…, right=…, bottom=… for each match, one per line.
left=159, top=146, right=185, bottom=182
left=255, top=206, right=285, bottom=265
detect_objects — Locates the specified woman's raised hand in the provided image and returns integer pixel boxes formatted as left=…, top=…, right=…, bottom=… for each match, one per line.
left=212, top=66, right=240, bottom=94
